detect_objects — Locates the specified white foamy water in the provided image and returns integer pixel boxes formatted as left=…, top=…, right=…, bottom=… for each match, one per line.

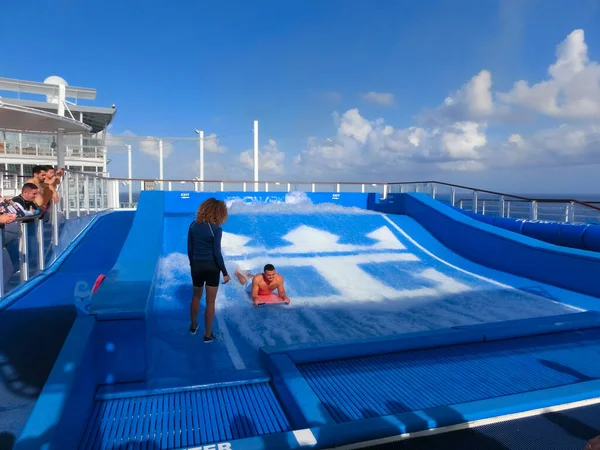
left=224, top=191, right=377, bottom=215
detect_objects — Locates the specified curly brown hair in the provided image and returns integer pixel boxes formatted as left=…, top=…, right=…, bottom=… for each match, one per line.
left=196, top=198, right=228, bottom=225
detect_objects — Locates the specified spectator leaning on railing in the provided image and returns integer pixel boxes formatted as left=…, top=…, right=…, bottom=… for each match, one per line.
left=11, top=183, right=41, bottom=223
left=25, top=164, right=63, bottom=218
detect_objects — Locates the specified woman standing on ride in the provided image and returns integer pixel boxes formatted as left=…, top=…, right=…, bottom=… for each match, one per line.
left=187, top=198, right=230, bottom=342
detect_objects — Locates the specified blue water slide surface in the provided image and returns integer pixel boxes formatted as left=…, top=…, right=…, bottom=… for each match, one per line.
left=0, top=211, right=134, bottom=449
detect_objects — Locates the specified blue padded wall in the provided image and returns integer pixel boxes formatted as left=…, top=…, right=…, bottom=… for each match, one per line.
left=374, top=193, right=600, bottom=299
left=453, top=205, right=600, bottom=253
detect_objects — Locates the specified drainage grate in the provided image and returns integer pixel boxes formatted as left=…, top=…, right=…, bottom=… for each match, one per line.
left=79, top=382, right=291, bottom=449
left=298, top=329, right=600, bottom=423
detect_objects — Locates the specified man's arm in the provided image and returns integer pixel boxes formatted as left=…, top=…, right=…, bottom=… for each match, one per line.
left=251, top=277, right=260, bottom=305
left=277, top=276, right=290, bottom=303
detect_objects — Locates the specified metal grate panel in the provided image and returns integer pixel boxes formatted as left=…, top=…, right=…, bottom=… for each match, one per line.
left=351, top=402, right=600, bottom=449
left=298, top=329, right=600, bottom=423
left=79, top=382, right=291, bottom=449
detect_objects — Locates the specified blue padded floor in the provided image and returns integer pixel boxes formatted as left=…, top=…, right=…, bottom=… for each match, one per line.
left=78, top=383, right=291, bottom=450
left=298, top=328, right=600, bottom=423
left=354, top=402, right=600, bottom=449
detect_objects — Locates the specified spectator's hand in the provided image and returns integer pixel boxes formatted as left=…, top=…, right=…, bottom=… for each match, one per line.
left=0, top=213, right=17, bottom=224
left=56, top=168, right=64, bottom=177
left=222, top=275, right=231, bottom=284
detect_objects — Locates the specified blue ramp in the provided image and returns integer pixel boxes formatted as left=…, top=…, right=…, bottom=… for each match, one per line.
left=1, top=211, right=135, bottom=448
left=147, top=201, right=589, bottom=387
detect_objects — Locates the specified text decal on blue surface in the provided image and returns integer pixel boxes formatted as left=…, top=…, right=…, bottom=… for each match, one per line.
left=184, top=442, right=231, bottom=450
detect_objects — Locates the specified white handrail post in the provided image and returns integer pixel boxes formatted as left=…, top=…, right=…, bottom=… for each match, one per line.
left=84, top=176, right=90, bottom=215
left=37, top=217, right=44, bottom=271
left=569, top=201, right=575, bottom=223
left=94, top=177, right=98, bottom=211
left=451, top=187, right=456, bottom=206
left=500, top=195, right=505, bottom=218
left=383, top=184, right=388, bottom=200
left=159, top=139, right=164, bottom=190
left=531, top=200, right=538, bottom=220
left=19, top=222, right=29, bottom=282
left=472, top=190, right=478, bottom=213
left=75, top=172, right=81, bottom=217
left=65, top=171, right=70, bottom=219
left=100, top=176, right=105, bottom=210
left=52, top=201, right=59, bottom=246
left=127, top=144, right=133, bottom=206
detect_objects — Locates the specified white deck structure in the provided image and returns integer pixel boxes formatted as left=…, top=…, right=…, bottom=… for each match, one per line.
left=0, top=76, right=116, bottom=196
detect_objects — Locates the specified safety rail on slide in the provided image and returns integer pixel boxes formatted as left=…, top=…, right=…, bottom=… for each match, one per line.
left=2, top=169, right=600, bottom=299
left=387, top=181, right=600, bottom=225
left=43, top=170, right=600, bottom=226
left=0, top=169, right=112, bottom=300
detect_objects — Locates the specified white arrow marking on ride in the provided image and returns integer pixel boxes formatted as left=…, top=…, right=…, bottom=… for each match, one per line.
left=221, top=231, right=265, bottom=256
left=272, top=225, right=406, bottom=254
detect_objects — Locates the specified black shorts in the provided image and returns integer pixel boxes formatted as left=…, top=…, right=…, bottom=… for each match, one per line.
left=190, top=260, right=221, bottom=287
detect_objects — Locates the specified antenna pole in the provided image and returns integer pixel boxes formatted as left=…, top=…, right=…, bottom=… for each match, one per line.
left=199, top=130, right=204, bottom=192
left=254, top=120, right=258, bottom=192
left=56, top=84, right=66, bottom=170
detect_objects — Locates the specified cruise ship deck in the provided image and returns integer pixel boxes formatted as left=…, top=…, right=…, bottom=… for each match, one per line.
left=3, top=183, right=600, bottom=450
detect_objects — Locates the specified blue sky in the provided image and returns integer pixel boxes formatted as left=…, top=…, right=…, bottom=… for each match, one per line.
left=2, top=0, right=600, bottom=194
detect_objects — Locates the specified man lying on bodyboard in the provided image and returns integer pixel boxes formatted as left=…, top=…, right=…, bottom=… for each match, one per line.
left=234, top=264, right=291, bottom=306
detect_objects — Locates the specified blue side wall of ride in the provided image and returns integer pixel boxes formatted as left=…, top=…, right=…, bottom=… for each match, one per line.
left=371, top=193, right=600, bottom=299
left=2, top=211, right=135, bottom=449
left=455, top=207, right=600, bottom=252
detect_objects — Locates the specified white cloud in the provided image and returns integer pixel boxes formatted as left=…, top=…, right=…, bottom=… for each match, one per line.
left=203, top=133, right=227, bottom=153
left=497, top=29, right=600, bottom=118
left=291, top=28, right=600, bottom=181
left=106, top=130, right=173, bottom=159
left=423, top=70, right=502, bottom=126
left=294, top=109, right=490, bottom=177
left=240, top=139, right=286, bottom=176
left=361, top=91, right=395, bottom=106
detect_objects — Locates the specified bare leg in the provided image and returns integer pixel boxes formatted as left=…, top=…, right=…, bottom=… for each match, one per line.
left=234, top=268, right=247, bottom=285
left=204, top=286, right=219, bottom=337
left=190, top=286, right=203, bottom=329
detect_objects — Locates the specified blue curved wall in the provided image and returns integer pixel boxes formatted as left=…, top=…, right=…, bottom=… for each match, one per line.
left=456, top=208, right=600, bottom=253
left=2, top=211, right=135, bottom=449
left=372, top=193, right=600, bottom=299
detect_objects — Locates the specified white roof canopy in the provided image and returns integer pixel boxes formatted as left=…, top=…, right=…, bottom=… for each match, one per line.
left=0, top=76, right=96, bottom=101
left=0, top=100, right=92, bottom=134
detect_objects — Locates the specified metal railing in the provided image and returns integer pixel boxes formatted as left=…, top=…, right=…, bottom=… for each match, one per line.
left=104, top=176, right=600, bottom=225
left=2, top=171, right=600, bottom=299
left=387, top=181, right=600, bottom=225
left=0, top=169, right=112, bottom=299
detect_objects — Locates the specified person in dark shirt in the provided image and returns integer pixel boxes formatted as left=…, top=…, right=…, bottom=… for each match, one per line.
left=187, top=198, right=230, bottom=341
left=11, top=183, right=40, bottom=223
